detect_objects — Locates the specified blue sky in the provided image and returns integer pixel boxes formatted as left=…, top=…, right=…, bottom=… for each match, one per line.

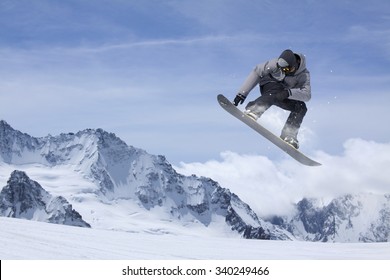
left=1, top=0, right=390, bottom=216
left=1, top=0, right=390, bottom=165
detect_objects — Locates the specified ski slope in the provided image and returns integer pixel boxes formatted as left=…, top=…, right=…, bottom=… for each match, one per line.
left=1, top=217, right=389, bottom=260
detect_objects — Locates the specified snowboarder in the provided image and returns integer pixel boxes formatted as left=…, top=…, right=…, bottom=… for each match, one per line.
left=233, top=49, right=311, bottom=149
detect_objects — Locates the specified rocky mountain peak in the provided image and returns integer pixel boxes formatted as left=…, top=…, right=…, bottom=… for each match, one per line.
left=275, top=193, right=390, bottom=242
left=0, top=170, right=90, bottom=228
left=0, top=121, right=278, bottom=239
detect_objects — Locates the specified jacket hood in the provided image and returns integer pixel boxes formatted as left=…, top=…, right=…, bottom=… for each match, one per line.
left=279, top=49, right=297, bottom=68
left=294, top=53, right=307, bottom=75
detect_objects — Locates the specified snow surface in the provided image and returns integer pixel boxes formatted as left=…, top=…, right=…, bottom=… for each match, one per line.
left=1, top=217, right=389, bottom=260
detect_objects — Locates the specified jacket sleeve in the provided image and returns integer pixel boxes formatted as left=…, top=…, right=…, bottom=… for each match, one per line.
left=237, top=68, right=261, bottom=97
left=289, top=71, right=311, bottom=102
left=237, top=60, right=280, bottom=97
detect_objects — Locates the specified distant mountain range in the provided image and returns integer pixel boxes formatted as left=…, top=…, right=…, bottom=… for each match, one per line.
left=1, top=120, right=389, bottom=242
left=270, top=194, right=390, bottom=242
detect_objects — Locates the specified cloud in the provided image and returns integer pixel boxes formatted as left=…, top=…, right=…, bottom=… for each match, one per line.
left=174, top=138, right=390, bottom=217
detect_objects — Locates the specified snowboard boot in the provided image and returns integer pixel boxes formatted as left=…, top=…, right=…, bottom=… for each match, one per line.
left=244, top=102, right=268, bottom=122
left=282, top=135, right=299, bottom=149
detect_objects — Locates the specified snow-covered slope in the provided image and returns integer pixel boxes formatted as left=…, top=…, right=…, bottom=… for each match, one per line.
left=1, top=217, right=389, bottom=259
left=0, top=120, right=288, bottom=239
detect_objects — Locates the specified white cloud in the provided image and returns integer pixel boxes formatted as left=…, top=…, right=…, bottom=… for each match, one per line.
left=174, top=138, right=390, bottom=218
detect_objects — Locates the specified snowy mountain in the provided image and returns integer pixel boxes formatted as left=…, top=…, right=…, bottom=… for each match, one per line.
left=1, top=120, right=389, bottom=243
left=0, top=170, right=90, bottom=227
left=0, top=120, right=288, bottom=240
left=272, top=194, right=390, bottom=242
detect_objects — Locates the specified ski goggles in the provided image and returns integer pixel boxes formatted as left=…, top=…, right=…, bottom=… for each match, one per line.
left=277, top=63, right=295, bottom=74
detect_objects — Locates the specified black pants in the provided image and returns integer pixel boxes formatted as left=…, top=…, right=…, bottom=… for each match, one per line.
left=245, top=82, right=307, bottom=139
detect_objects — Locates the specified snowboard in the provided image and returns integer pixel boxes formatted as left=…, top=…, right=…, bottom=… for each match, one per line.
left=217, top=94, right=321, bottom=166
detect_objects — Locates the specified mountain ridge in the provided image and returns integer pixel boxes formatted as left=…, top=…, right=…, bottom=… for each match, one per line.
left=1, top=120, right=389, bottom=242
left=0, top=120, right=288, bottom=240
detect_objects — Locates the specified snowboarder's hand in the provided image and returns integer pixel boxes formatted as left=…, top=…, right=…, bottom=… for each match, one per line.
left=233, top=93, right=246, bottom=106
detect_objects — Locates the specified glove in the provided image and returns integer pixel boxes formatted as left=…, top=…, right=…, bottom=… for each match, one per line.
left=233, top=93, right=246, bottom=106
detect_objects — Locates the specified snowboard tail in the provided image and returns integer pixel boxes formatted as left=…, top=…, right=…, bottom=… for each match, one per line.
left=217, top=94, right=321, bottom=166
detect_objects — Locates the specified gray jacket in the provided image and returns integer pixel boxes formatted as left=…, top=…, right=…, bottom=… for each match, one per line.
left=237, top=53, right=311, bottom=102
